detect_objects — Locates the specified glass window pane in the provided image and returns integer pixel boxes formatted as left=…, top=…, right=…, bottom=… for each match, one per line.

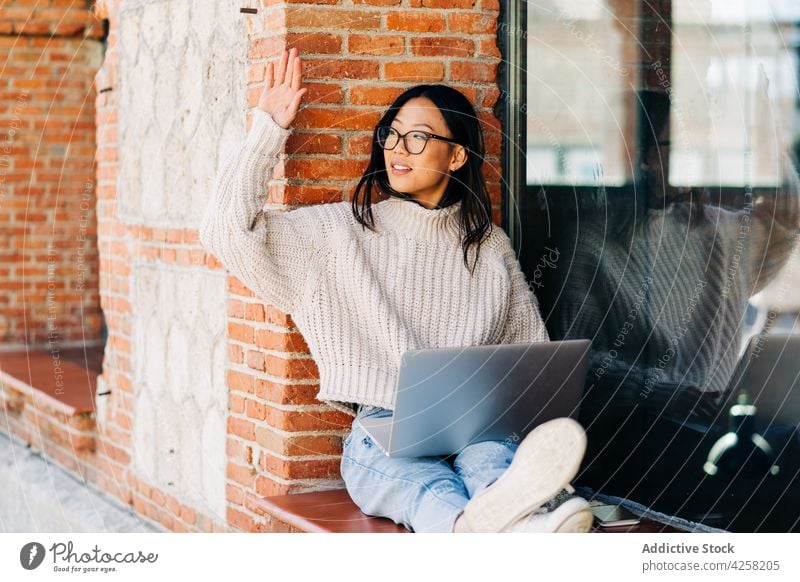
left=526, top=0, right=636, bottom=185
left=671, top=0, right=800, bottom=186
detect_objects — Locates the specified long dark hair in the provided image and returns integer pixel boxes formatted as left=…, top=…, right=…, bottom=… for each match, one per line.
left=637, top=89, right=708, bottom=223
left=605, top=89, right=709, bottom=239
left=350, top=84, right=493, bottom=275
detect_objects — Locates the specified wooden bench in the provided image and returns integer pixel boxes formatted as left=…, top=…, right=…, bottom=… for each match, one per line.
left=0, top=348, right=102, bottom=454
left=255, top=489, right=411, bottom=533
left=255, top=488, right=686, bottom=533
left=0, top=347, right=101, bottom=415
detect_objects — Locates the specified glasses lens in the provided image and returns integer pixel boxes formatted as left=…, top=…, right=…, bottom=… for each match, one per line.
left=405, top=131, right=429, bottom=154
left=376, top=126, right=397, bottom=150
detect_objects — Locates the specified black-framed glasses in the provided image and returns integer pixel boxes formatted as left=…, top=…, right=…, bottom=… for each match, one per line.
left=375, top=125, right=461, bottom=155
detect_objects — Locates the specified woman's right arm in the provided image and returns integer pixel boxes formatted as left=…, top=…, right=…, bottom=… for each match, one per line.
left=199, top=108, right=316, bottom=314
left=199, top=48, right=314, bottom=314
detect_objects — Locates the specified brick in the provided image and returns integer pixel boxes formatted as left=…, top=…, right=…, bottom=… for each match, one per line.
left=227, top=416, right=256, bottom=441
left=68, top=412, right=96, bottom=431
left=386, top=12, right=445, bottom=32
left=285, top=158, right=368, bottom=182
left=151, top=487, right=166, bottom=507
left=353, top=0, right=402, bottom=5
left=291, top=107, right=380, bottom=130
left=245, top=349, right=266, bottom=372
left=349, top=85, right=404, bottom=106
left=384, top=60, right=445, bottom=81
left=226, top=483, right=245, bottom=505
left=477, top=37, right=501, bottom=59
left=248, top=36, right=283, bottom=60
left=227, top=299, right=246, bottom=319
left=227, top=507, right=257, bottom=532
left=255, top=427, right=344, bottom=456
left=227, top=437, right=253, bottom=464
left=301, top=58, right=379, bottom=81
left=286, top=8, right=382, bottom=30
left=286, top=132, right=342, bottom=155
left=410, top=36, right=475, bottom=57
left=14, top=22, right=51, bottom=35
left=244, top=398, right=266, bottom=421
left=263, top=405, right=353, bottom=432
left=347, top=133, right=374, bottom=155
left=229, top=393, right=246, bottom=414
left=447, top=12, right=497, bottom=34
left=450, top=60, right=497, bottom=83
left=270, top=353, right=320, bottom=379
left=227, top=461, right=256, bottom=487
left=179, top=506, right=196, bottom=526
left=254, top=475, right=295, bottom=498
left=299, top=82, right=344, bottom=105
left=477, top=109, right=501, bottom=132
left=284, top=184, right=343, bottom=205
left=287, top=32, right=342, bottom=54
left=244, top=303, right=266, bottom=322
left=348, top=34, right=404, bottom=55
left=261, top=453, right=342, bottom=480
left=409, top=0, right=476, bottom=6
left=254, top=379, right=322, bottom=406
left=227, top=321, right=254, bottom=343
left=166, top=495, right=181, bottom=517
left=53, top=23, right=87, bottom=36
left=99, top=441, right=129, bottom=463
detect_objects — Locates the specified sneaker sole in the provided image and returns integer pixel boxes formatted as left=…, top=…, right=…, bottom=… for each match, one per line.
left=462, top=417, right=587, bottom=532
left=555, top=508, right=595, bottom=533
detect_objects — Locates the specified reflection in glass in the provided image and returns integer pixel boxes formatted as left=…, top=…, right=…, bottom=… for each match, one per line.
left=521, top=0, right=800, bottom=530
left=550, top=90, right=799, bottom=422
left=671, top=0, right=800, bottom=186
left=526, top=0, right=634, bottom=186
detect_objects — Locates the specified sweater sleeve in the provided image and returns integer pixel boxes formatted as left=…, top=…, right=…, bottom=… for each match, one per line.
left=495, top=242, right=551, bottom=345
left=747, top=153, right=800, bottom=293
left=199, top=108, right=317, bottom=315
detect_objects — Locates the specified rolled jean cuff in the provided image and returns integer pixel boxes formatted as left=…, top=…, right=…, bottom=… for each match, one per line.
left=412, top=497, right=467, bottom=533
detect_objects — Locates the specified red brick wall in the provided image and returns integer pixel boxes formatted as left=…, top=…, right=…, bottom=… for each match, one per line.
left=226, top=0, right=505, bottom=532
left=0, top=0, right=104, bottom=347
left=89, top=0, right=231, bottom=533
left=248, top=0, right=504, bottom=217
left=3, top=0, right=506, bottom=533
left=2, top=0, right=680, bottom=535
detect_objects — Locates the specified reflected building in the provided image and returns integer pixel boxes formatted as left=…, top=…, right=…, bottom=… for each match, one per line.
left=515, top=0, right=800, bottom=529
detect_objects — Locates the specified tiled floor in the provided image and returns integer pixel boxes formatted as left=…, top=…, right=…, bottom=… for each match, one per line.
left=0, top=431, right=161, bottom=533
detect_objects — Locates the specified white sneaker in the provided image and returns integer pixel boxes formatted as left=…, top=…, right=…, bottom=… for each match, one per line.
left=502, top=489, right=594, bottom=533
left=459, top=417, right=587, bottom=532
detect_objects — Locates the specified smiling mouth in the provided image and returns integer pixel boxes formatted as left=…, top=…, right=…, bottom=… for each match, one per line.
left=390, top=162, right=412, bottom=175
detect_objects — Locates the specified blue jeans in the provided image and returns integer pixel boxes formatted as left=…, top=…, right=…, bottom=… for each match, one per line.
left=340, top=406, right=519, bottom=532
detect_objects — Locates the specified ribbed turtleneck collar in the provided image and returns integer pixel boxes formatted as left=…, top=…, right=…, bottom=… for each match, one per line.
left=373, top=195, right=463, bottom=240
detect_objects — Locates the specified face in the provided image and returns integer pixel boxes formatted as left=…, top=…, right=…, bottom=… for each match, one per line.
left=382, top=97, right=468, bottom=209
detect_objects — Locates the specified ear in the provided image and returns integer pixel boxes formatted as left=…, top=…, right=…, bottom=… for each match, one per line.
left=449, top=145, right=468, bottom=172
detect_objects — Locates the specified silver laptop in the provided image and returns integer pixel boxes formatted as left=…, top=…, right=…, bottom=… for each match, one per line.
left=357, top=339, right=591, bottom=458
left=717, top=334, right=800, bottom=426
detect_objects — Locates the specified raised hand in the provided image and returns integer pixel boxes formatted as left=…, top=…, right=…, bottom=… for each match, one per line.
left=258, top=48, right=307, bottom=130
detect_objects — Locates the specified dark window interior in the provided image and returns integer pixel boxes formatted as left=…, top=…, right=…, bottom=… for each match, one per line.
left=501, top=0, right=800, bottom=531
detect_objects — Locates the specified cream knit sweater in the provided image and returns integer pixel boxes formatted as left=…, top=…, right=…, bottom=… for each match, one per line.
left=199, top=108, right=549, bottom=417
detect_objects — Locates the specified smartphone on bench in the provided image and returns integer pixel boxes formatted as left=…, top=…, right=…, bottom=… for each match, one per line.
left=589, top=501, right=642, bottom=528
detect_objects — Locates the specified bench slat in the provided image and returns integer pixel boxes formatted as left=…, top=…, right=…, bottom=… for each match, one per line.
left=255, top=489, right=411, bottom=533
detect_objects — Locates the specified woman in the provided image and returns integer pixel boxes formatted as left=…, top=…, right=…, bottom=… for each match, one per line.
left=200, top=48, right=593, bottom=533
